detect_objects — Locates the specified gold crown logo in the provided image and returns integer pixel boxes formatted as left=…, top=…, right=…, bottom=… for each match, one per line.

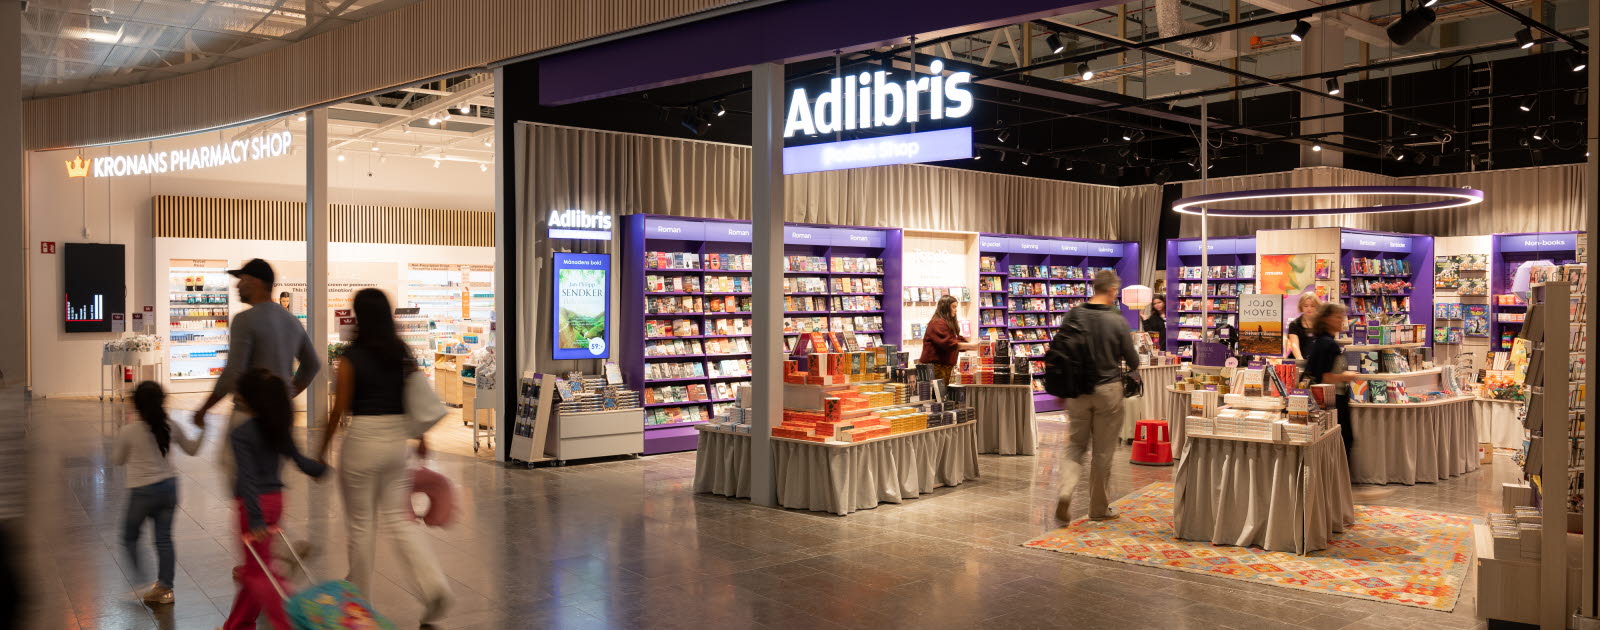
left=65, top=156, right=91, bottom=178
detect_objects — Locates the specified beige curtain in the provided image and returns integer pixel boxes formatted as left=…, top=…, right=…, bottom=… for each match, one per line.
left=520, top=121, right=1163, bottom=280
left=1176, top=164, right=1588, bottom=238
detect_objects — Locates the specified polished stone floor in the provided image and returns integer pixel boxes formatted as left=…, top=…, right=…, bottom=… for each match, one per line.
left=11, top=394, right=1509, bottom=630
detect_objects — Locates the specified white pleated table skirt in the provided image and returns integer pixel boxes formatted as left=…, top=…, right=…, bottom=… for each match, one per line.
left=1174, top=431, right=1356, bottom=554
left=968, top=385, right=1038, bottom=455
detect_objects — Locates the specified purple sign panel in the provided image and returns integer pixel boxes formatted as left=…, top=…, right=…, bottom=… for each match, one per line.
left=978, top=235, right=1006, bottom=251
left=1498, top=232, right=1577, bottom=253
left=1340, top=232, right=1412, bottom=253
left=784, top=226, right=827, bottom=245
left=830, top=228, right=886, bottom=248
left=643, top=219, right=705, bottom=241
left=783, top=127, right=973, bottom=175
left=703, top=222, right=753, bottom=243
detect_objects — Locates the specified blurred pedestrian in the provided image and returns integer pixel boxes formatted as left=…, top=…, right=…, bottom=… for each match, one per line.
left=114, top=382, right=204, bottom=605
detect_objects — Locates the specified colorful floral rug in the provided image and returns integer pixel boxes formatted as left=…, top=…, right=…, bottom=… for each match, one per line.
left=1022, top=482, right=1475, bottom=611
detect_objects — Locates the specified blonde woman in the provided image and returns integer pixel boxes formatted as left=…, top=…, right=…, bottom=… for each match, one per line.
left=1286, top=293, right=1321, bottom=360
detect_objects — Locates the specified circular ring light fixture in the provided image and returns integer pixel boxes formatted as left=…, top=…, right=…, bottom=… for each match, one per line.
left=1172, top=185, right=1484, bottom=217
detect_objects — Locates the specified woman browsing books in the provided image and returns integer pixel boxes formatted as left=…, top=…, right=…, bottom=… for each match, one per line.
left=918, top=295, right=979, bottom=382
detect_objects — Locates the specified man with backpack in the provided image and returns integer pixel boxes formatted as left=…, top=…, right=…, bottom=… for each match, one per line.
left=1045, top=269, right=1141, bottom=522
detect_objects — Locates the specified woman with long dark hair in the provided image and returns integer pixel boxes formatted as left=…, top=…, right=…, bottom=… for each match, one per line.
left=317, top=288, right=452, bottom=625
left=1303, top=304, right=1358, bottom=454
left=224, top=369, right=327, bottom=629
left=113, top=381, right=204, bottom=605
left=918, top=295, right=978, bottom=382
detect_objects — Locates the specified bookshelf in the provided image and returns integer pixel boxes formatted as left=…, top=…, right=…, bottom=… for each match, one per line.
left=621, top=215, right=902, bottom=454
left=1491, top=232, right=1581, bottom=352
left=976, top=234, right=1140, bottom=413
left=1338, top=230, right=1435, bottom=337
left=1163, top=236, right=1256, bottom=357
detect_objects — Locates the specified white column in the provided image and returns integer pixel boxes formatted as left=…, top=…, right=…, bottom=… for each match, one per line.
left=1300, top=21, right=1345, bottom=167
left=492, top=67, right=510, bottom=462
left=0, top=1, right=24, bottom=389
left=750, top=62, right=785, bottom=508
left=306, top=110, right=330, bottom=428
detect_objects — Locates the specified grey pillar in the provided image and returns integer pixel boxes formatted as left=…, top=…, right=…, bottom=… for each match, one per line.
left=492, top=67, right=509, bottom=462
left=750, top=62, right=785, bottom=507
left=1300, top=21, right=1345, bottom=167
left=0, top=1, right=25, bottom=390
left=306, top=110, right=330, bottom=428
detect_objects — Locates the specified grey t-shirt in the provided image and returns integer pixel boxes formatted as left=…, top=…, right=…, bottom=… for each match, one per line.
left=215, top=301, right=321, bottom=399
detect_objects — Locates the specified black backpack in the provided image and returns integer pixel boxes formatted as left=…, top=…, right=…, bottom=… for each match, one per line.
left=1044, top=309, right=1098, bottom=399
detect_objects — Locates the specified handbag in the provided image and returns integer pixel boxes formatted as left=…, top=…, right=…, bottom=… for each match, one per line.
left=1122, top=371, right=1143, bottom=399
left=403, top=369, right=447, bottom=438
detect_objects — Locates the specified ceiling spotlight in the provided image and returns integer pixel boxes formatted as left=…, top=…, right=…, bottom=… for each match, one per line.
left=479, top=164, right=488, bottom=172
left=295, top=114, right=306, bottom=122
left=1325, top=77, right=1341, bottom=95
left=1404, top=125, right=1418, bottom=136
left=998, top=150, right=1007, bottom=162
left=1064, top=161, right=1075, bottom=171
left=458, top=104, right=470, bottom=114
left=714, top=101, right=727, bottom=117
left=1121, top=129, right=1133, bottom=141
left=1386, top=6, right=1436, bottom=46
left=1570, top=52, right=1588, bottom=72
left=1020, top=154, right=1032, bottom=166
left=1532, top=127, right=1546, bottom=140
left=370, top=145, right=379, bottom=152
left=680, top=114, right=709, bottom=136
left=402, top=127, right=411, bottom=134
left=1393, top=149, right=1405, bottom=161
left=336, top=153, right=345, bottom=162
left=1312, top=142, right=1323, bottom=152
left=1516, top=27, right=1535, bottom=49
left=442, top=112, right=452, bottom=121
left=1131, top=130, right=1145, bottom=142
left=1077, top=62, right=1094, bottom=81
left=427, top=117, right=440, bottom=126
left=379, top=156, right=387, bottom=164
left=482, top=137, right=492, bottom=147
left=433, top=159, right=441, bottom=168
left=1046, top=33, right=1065, bottom=54
left=1290, top=20, right=1311, bottom=42
left=995, top=126, right=1012, bottom=143
left=1519, top=95, right=1536, bottom=112
left=1116, top=146, right=1132, bottom=158
left=1412, top=152, right=1427, bottom=165
left=973, top=151, right=982, bottom=161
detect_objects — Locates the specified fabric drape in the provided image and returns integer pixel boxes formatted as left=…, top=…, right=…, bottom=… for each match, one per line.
left=1349, top=399, right=1480, bottom=485
left=969, top=386, right=1037, bottom=455
left=1474, top=399, right=1526, bottom=450
left=772, top=422, right=980, bottom=515
left=1120, top=364, right=1182, bottom=440
left=693, top=429, right=752, bottom=499
left=1173, top=432, right=1355, bottom=554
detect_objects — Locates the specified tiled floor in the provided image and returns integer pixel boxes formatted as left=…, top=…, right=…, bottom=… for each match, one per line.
left=11, top=392, right=1510, bottom=630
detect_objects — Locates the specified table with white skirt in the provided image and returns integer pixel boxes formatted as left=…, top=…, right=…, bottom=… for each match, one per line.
left=963, top=384, right=1037, bottom=455
left=1474, top=397, right=1526, bottom=450
left=1349, top=396, right=1480, bottom=485
left=1120, top=364, right=1183, bottom=441
left=693, top=422, right=981, bottom=515
left=1173, top=429, right=1356, bottom=554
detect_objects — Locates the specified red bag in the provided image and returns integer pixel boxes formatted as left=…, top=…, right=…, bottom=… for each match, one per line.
left=410, top=467, right=455, bottom=527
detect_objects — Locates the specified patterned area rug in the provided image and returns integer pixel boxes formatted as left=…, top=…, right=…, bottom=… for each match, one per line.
left=1023, top=482, right=1474, bottom=611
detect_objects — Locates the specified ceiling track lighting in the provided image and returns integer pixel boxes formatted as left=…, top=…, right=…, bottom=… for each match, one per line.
left=442, top=112, right=452, bottom=121
left=714, top=101, right=727, bottom=117
left=1412, top=152, right=1427, bottom=165
left=1515, top=27, right=1535, bottom=49
left=1290, top=20, right=1311, bottom=42
left=995, top=126, right=1012, bottom=143
left=1046, top=33, right=1065, bottom=54
left=1531, top=127, right=1546, bottom=141
left=433, top=159, right=442, bottom=168
left=973, top=150, right=983, bottom=161
left=1385, top=5, right=1436, bottom=46
left=1569, top=52, right=1588, bottom=72
left=1020, top=155, right=1033, bottom=166
left=1076, top=62, right=1094, bottom=81
left=1325, top=77, right=1341, bottom=95
left=482, top=137, right=493, bottom=147
left=457, top=104, right=470, bottom=114
left=336, top=153, right=345, bottom=162
left=295, top=114, right=306, bottom=122
left=479, top=164, right=488, bottom=172
left=1121, top=129, right=1133, bottom=141
left=1312, top=142, right=1323, bottom=152
left=427, top=117, right=440, bottom=126
left=1405, top=125, right=1419, bottom=137
left=1519, top=95, right=1536, bottom=112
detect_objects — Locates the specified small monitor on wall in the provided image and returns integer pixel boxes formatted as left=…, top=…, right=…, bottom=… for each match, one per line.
left=64, top=243, right=126, bottom=333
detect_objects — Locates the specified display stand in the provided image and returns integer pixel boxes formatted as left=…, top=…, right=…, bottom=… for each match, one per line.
left=1431, top=235, right=1492, bottom=368
left=100, top=350, right=164, bottom=402
left=165, top=259, right=233, bottom=387
left=622, top=215, right=902, bottom=454
left=1164, top=236, right=1256, bottom=357
left=545, top=408, right=644, bottom=463
left=1173, top=428, right=1355, bottom=554
left=433, top=351, right=468, bottom=407
left=1337, top=229, right=1435, bottom=331
left=975, top=234, right=1139, bottom=413
left=507, top=372, right=556, bottom=467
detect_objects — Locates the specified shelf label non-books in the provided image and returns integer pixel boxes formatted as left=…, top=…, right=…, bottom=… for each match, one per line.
left=1499, top=232, right=1577, bottom=253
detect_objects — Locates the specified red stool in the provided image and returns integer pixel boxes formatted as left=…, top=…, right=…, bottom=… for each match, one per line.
left=1131, top=419, right=1174, bottom=466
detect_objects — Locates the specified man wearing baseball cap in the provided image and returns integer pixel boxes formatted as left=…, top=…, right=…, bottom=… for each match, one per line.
left=195, top=258, right=321, bottom=425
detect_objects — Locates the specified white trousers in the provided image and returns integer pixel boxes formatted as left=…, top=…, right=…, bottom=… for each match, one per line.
left=339, top=414, right=451, bottom=619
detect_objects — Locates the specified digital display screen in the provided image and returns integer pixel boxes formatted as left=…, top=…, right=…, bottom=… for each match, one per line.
left=551, top=252, right=611, bottom=360
left=64, top=243, right=125, bottom=333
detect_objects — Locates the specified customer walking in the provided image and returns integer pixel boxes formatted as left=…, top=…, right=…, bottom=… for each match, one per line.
left=317, top=289, right=452, bottom=626
left=1054, top=270, right=1142, bottom=523
left=918, top=295, right=979, bottom=382
left=194, top=258, right=320, bottom=434
left=1303, top=303, right=1358, bottom=456
left=113, top=382, right=204, bottom=606
left=224, top=369, right=329, bottom=630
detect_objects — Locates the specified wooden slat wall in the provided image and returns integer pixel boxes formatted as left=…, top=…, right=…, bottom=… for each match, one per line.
left=24, top=0, right=741, bottom=150
left=153, top=195, right=493, bottom=247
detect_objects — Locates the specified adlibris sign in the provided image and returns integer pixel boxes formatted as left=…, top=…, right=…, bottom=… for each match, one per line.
left=781, top=59, right=976, bottom=174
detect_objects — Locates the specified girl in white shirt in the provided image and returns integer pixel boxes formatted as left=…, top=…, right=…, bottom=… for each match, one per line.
left=113, top=382, right=204, bottom=605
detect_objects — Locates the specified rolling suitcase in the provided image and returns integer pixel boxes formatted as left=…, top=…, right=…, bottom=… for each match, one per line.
left=244, top=529, right=396, bottom=630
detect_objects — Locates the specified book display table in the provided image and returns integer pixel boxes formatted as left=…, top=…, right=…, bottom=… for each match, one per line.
left=694, top=422, right=980, bottom=515
left=1155, top=386, right=1196, bottom=457
left=964, top=384, right=1037, bottom=455
left=1349, top=396, right=1480, bottom=485
left=1120, top=364, right=1184, bottom=441
left=1174, top=429, right=1356, bottom=554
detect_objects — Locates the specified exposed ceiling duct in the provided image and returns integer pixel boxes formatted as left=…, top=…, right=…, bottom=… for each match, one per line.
left=1155, top=0, right=1220, bottom=53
